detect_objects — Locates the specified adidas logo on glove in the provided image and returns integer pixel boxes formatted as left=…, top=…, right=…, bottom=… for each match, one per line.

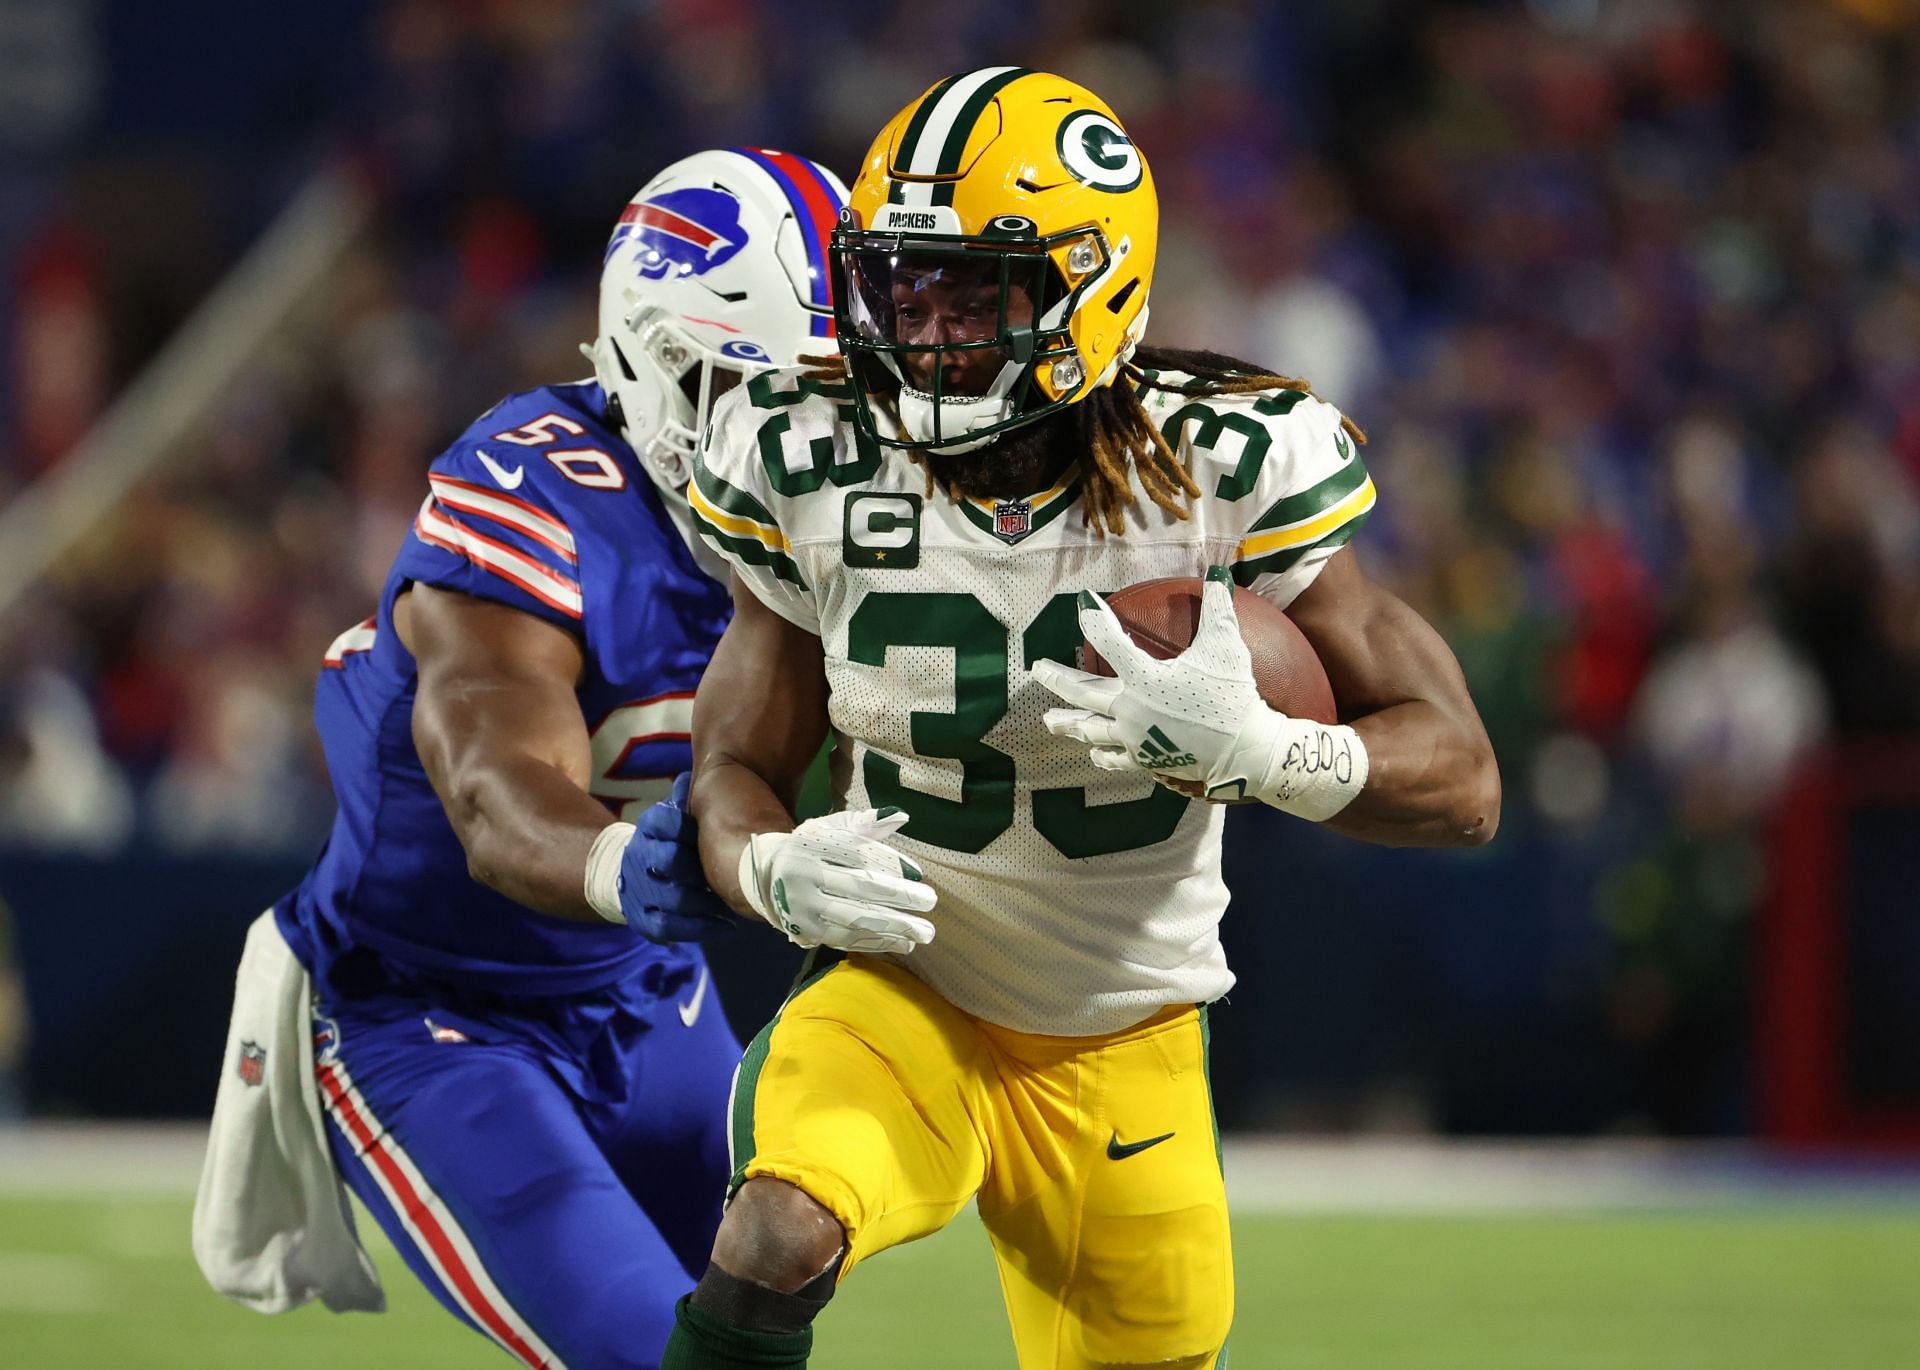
left=1133, top=726, right=1197, bottom=770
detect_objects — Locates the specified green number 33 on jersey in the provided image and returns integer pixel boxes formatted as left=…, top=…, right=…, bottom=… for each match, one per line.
left=846, top=589, right=1186, bottom=858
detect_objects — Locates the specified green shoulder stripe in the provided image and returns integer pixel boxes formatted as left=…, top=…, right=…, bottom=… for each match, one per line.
left=1232, top=504, right=1372, bottom=585
left=1247, top=453, right=1371, bottom=534
left=687, top=454, right=807, bottom=588
left=692, top=449, right=779, bottom=527
left=690, top=506, right=807, bottom=589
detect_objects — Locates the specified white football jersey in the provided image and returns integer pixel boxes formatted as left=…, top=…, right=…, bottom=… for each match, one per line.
left=693, top=367, right=1375, bottom=1035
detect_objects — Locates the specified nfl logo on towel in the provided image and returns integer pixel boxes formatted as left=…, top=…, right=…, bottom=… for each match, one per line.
left=312, top=1016, right=340, bottom=1063
left=993, top=499, right=1032, bottom=544
left=236, top=1040, right=267, bottom=1087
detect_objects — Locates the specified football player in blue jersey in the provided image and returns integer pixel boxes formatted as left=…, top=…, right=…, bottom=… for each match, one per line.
left=211, top=149, right=849, bottom=1369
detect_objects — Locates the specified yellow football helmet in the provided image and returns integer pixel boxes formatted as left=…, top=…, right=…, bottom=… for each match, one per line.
left=830, top=66, right=1158, bottom=453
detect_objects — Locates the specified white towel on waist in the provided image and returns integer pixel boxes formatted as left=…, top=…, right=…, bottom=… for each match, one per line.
left=192, top=910, right=384, bottom=1313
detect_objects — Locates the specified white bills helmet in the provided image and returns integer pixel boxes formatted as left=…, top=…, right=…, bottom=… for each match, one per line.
left=587, top=148, right=848, bottom=508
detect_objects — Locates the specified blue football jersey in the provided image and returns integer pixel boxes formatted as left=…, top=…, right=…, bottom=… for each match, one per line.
left=279, top=380, right=732, bottom=996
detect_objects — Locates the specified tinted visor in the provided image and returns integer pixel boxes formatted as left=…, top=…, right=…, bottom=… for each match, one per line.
left=844, top=249, right=1049, bottom=376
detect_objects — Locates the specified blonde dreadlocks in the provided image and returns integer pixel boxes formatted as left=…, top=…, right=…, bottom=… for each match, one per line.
left=800, top=345, right=1366, bottom=536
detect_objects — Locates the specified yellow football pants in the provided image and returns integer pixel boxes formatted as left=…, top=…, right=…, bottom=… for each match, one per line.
left=730, top=956, right=1233, bottom=1369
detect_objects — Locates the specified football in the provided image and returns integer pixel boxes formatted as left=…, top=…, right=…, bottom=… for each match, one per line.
left=1077, top=576, right=1338, bottom=724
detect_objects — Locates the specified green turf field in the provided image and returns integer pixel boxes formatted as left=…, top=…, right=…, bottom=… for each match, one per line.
left=2, top=1195, right=1917, bottom=1368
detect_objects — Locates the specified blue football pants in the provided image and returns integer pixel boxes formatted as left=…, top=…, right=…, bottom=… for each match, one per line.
left=315, top=963, right=740, bottom=1369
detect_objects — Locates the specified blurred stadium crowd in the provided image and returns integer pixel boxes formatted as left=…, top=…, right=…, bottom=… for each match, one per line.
left=3, top=0, right=1919, bottom=1131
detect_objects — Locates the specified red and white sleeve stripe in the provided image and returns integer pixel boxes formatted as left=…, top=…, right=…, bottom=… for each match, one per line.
left=412, top=496, right=584, bottom=619
left=427, top=475, right=577, bottom=564
left=323, top=617, right=378, bottom=669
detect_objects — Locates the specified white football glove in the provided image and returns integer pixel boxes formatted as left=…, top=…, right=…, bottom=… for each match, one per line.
left=1030, top=567, right=1370, bottom=821
left=736, top=807, right=937, bottom=955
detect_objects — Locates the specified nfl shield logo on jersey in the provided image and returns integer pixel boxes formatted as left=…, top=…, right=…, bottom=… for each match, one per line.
left=993, top=499, right=1032, bottom=544
left=235, top=1040, right=266, bottom=1088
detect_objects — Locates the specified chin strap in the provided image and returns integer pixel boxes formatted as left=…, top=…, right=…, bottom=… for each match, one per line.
left=896, top=385, right=1010, bottom=455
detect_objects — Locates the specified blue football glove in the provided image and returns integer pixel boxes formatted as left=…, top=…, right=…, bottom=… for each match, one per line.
left=617, top=773, right=737, bottom=944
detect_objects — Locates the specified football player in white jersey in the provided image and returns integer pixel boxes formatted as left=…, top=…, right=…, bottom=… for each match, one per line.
left=660, top=71, right=1499, bottom=1370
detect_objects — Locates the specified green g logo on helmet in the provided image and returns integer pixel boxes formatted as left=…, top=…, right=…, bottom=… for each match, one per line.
left=1057, top=111, right=1142, bottom=192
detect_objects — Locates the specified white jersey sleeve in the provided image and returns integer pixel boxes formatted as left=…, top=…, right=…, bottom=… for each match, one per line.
left=689, top=373, right=825, bottom=634
left=1154, top=383, right=1376, bottom=608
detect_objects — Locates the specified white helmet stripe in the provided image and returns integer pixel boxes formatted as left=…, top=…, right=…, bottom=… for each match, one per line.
left=901, top=65, right=1023, bottom=176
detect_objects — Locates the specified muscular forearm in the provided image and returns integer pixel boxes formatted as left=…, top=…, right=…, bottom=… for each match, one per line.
left=403, top=583, right=683, bottom=927
left=404, top=585, right=629, bottom=923
left=1266, top=550, right=1501, bottom=849
left=688, top=575, right=832, bottom=917
left=689, top=755, right=804, bottom=915
left=439, top=750, right=615, bottom=919
left=1323, top=701, right=1499, bottom=847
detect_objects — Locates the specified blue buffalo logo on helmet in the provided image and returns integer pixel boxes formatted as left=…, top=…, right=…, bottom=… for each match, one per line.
left=607, top=187, right=749, bottom=278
